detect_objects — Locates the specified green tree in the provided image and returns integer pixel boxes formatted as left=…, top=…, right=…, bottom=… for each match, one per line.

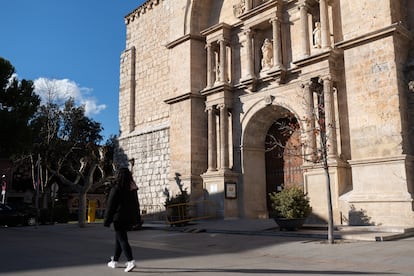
left=33, top=98, right=111, bottom=227
left=28, top=77, right=117, bottom=227
left=0, top=58, right=116, bottom=227
left=0, top=57, right=40, bottom=157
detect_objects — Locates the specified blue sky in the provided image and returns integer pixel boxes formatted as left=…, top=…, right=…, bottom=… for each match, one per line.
left=0, top=0, right=146, bottom=142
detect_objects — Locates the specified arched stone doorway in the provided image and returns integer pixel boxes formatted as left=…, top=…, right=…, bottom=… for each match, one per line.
left=265, top=116, right=303, bottom=211
left=241, top=104, right=304, bottom=218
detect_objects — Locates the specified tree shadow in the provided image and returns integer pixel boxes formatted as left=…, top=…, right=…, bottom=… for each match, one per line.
left=347, top=205, right=375, bottom=226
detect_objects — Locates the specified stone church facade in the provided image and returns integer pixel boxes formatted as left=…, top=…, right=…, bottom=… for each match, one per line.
left=117, top=0, right=414, bottom=226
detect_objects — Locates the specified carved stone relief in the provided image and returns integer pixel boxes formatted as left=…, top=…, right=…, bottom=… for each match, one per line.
left=233, top=0, right=246, bottom=17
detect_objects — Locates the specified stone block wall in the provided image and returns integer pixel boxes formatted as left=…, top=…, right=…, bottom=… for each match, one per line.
left=339, top=0, right=394, bottom=40
left=118, top=1, right=175, bottom=213
left=120, top=0, right=173, bottom=134
left=344, top=36, right=402, bottom=159
left=118, top=0, right=209, bottom=212
left=117, top=127, right=170, bottom=208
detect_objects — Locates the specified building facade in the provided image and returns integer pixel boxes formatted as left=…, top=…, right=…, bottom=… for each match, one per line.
left=117, top=0, right=414, bottom=226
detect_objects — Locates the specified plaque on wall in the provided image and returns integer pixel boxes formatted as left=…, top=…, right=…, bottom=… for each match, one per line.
left=225, top=182, right=237, bottom=199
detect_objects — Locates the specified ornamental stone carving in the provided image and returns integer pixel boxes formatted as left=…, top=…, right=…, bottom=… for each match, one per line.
left=233, top=0, right=246, bottom=17
left=264, top=95, right=274, bottom=105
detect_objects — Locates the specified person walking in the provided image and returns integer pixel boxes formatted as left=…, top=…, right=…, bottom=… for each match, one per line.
left=104, top=167, right=139, bottom=272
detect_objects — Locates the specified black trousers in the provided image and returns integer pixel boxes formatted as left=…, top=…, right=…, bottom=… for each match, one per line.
left=113, top=229, right=133, bottom=261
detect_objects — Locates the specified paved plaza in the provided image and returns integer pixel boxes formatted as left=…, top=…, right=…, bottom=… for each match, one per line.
left=1, top=221, right=413, bottom=276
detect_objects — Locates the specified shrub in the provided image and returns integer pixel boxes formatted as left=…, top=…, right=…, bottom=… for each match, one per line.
left=269, top=185, right=312, bottom=219
left=165, top=189, right=190, bottom=226
left=165, top=189, right=189, bottom=206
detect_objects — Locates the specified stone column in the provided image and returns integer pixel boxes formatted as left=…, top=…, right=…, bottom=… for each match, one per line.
left=243, top=29, right=255, bottom=79
left=218, top=104, right=229, bottom=170
left=270, top=16, right=283, bottom=70
left=207, top=106, right=218, bottom=171
left=219, top=39, right=228, bottom=83
left=299, top=3, right=310, bottom=57
left=206, top=43, right=214, bottom=88
left=303, top=81, right=316, bottom=161
left=319, top=0, right=330, bottom=49
left=321, top=76, right=337, bottom=158
left=246, top=0, right=252, bottom=10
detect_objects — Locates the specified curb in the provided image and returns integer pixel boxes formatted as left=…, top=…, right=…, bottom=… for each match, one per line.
left=141, top=221, right=414, bottom=242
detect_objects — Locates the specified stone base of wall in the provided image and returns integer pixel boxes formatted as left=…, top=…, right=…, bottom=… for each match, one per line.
left=304, top=161, right=352, bottom=225
left=116, top=126, right=170, bottom=213
left=201, top=170, right=240, bottom=218
left=340, top=155, right=414, bottom=226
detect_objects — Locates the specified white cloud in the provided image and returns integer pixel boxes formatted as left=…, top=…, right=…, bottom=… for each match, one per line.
left=6, top=73, right=18, bottom=88
left=83, top=98, right=106, bottom=115
left=34, top=77, right=106, bottom=116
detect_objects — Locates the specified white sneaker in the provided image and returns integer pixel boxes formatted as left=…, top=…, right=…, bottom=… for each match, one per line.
left=124, top=260, right=135, bottom=272
left=107, top=257, right=118, bottom=268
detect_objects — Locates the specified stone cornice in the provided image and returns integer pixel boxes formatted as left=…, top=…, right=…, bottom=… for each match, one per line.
left=165, top=34, right=205, bottom=49
left=200, top=83, right=233, bottom=97
left=164, top=92, right=205, bottom=105
left=200, top=23, right=232, bottom=39
left=124, top=0, right=163, bottom=25
left=348, top=155, right=410, bottom=166
left=119, top=121, right=170, bottom=140
left=293, top=48, right=343, bottom=68
left=335, top=22, right=413, bottom=50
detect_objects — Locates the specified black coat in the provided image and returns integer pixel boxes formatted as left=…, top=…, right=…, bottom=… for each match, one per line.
left=104, top=185, right=139, bottom=230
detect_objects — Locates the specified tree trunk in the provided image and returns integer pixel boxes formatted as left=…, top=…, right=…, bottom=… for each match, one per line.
left=78, top=192, right=87, bottom=228
left=320, top=130, right=334, bottom=244
left=323, top=156, right=334, bottom=243
left=77, top=163, right=98, bottom=228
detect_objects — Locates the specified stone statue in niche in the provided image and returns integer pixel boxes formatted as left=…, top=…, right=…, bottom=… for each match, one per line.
left=313, top=22, right=321, bottom=48
left=409, top=80, right=414, bottom=92
left=261, top=38, right=273, bottom=69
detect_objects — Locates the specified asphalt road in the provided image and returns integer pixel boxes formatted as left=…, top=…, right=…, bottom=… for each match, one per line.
left=1, top=223, right=413, bottom=275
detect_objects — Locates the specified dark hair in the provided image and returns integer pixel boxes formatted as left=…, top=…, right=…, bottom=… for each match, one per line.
left=116, top=168, right=133, bottom=191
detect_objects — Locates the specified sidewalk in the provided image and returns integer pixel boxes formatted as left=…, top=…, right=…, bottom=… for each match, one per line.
left=143, top=218, right=414, bottom=241
left=2, top=220, right=414, bottom=275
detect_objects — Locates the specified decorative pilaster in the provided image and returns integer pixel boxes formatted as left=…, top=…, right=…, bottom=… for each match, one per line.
left=321, top=76, right=337, bottom=158
left=319, top=0, right=331, bottom=49
left=206, top=106, right=218, bottom=171
left=246, top=0, right=252, bottom=10
left=218, top=104, right=230, bottom=170
left=270, top=16, right=283, bottom=70
left=129, top=47, right=136, bottom=133
left=206, top=43, right=214, bottom=88
left=244, top=29, right=255, bottom=80
left=218, top=39, right=228, bottom=84
left=299, top=3, right=310, bottom=57
left=302, top=81, right=316, bottom=161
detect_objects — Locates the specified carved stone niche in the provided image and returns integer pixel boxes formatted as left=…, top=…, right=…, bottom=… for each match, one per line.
left=254, top=25, right=273, bottom=75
